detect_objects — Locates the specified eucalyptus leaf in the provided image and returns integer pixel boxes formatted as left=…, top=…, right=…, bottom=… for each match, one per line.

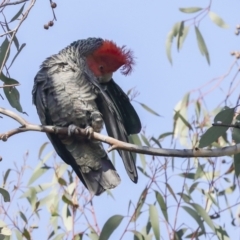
left=0, top=188, right=10, bottom=202
left=209, top=12, right=229, bottom=29
left=99, top=215, right=124, bottom=240
left=179, top=7, right=202, bottom=13
left=195, top=26, right=210, bottom=64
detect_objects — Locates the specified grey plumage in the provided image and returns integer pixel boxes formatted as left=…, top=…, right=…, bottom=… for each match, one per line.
left=32, top=38, right=141, bottom=195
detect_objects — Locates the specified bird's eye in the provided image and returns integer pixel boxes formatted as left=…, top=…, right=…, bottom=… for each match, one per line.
left=99, top=65, right=104, bottom=72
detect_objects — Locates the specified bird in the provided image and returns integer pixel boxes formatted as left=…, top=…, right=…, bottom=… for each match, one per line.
left=32, top=38, right=141, bottom=196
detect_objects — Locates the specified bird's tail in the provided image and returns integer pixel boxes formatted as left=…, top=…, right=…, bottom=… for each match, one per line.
left=65, top=140, right=121, bottom=196
left=78, top=156, right=121, bottom=195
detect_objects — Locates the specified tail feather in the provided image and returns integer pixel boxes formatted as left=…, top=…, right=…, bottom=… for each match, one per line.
left=71, top=155, right=121, bottom=196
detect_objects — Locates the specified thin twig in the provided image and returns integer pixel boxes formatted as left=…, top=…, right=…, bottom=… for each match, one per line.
left=49, top=0, right=57, bottom=21
left=0, top=0, right=29, bottom=8
left=0, top=83, right=20, bottom=88
left=0, top=29, right=14, bottom=37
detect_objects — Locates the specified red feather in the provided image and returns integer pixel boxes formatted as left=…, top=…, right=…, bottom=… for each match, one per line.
left=86, top=40, right=135, bottom=77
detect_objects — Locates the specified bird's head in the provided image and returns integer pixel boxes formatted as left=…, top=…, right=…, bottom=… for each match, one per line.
left=86, top=40, right=134, bottom=83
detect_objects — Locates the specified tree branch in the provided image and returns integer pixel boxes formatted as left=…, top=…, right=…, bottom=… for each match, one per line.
left=1, top=107, right=240, bottom=158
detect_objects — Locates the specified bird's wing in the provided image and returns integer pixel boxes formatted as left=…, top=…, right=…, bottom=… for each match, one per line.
left=84, top=73, right=140, bottom=183
left=101, top=79, right=141, bottom=135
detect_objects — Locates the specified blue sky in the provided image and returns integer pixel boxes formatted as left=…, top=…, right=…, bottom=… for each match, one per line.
left=1, top=0, right=240, bottom=239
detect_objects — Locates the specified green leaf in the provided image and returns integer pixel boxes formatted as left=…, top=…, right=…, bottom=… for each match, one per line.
left=172, top=22, right=181, bottom=37
left=166, top=22, right=182, bottom=64
left=27, top=167, right=49, bottom=186
left=131, top=230, right=144, bottom=240
left=214, top=107, right=234, bottom=124
left=137, top=101, right=161, bottom=117
left=155, top=191, right=168, bottom=222
left=132, top=187, right=148, bottom=222
left=174, top=110, right=193, bottom=130
left=182, top=206, right=205, bottom=232
left=20, top=183, right=53, bottom=198
left=0, top=188, right=10, bottom=202
left=126, top=87, right=134, bottom=96
left=0, top=38, right=10, bottom=69
left=62, top=204, right=72, bottom=231
left=158, top=132, right=173, bottom=140
left=178, top=25, right=190, bottom=50
left=175, top=228, right=187, bottom=239
left=3, top=169, right=11, bottom=186
left=14, top=229, right=22, bottom=240
left=232, top=127, right=240, bottom=143
left=8, top=43, right=26, bottom=69
left=191, top=203, right=215, bottom=231
left=209, top=12, right=229, bottom=29
left=5, top=23, right=19, bottom=50
left=22, top=228, right=31, bottom=240
left=199, top=126, right=228, bottom=148
left=88, top=230, right=99, bottom=240
left=3, top=86, right=23, bottom=112
left=141, top=134, right=150, bottom=147
left=179, top=7, right=202, bottom=13
left=137, top=167, right=151, bottom=178
left=218, top=185, right=235, bottom=196
left=215, top=225, right=230, bottom=240
left=166, top=29, right=174, bottom=64
left=52, top=233, right=65, bottom=240
left=28, top=151, right=53, bottom=185
left=130, top=134, right=146, bottom=171
left=150, top=137, right=162, bottom=148
left=177, top=21, right=184, bottom=50
left=195, top=26, right=210, bottom=64
left=62, top=194, right=74, bottom=206
left=19, top=211, right=28, bottom=224
left=177, top=193, right=191, bottom=203
left=58, top=177, right=67, bottom=186
left=234, top=153, right=240, bottom=177
left=38, top=142, right=49, bottom=159
left=99, top=215, right=124, bottom=240
left=179, top=172, right=195, bottom=179
left=0, top=72, right=19, bottom=84
left=149, top=205, right=160, bottom=240
left=0, top=226, right=11, bottom=237
left=195, top=100, right=201, bottom=120
left=106, top=189, right=115, bottom=199
left=73, top=233, right=83, bottom=240
left=189, top=182, right=199, bottom=194
left=10, top=3, right=25, bottom=22
left=166, top=183, right=177, bottom=202
left=195, top=163, right=205, bottom=180
left=199, top=107, right=234, bottom=148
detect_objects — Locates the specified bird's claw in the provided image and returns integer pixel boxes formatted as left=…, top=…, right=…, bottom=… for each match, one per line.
left=91, top=112, right=103, bottom=133
left=68, top=124, right=79, bottom=136
left=85, top=126, right=94, bottom=139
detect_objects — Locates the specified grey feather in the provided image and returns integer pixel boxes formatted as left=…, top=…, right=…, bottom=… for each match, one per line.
left=33, top=37, right=140, bottom=195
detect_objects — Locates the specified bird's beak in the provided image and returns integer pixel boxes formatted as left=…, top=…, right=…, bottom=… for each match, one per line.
left=98, top=72, right=113, bottom=83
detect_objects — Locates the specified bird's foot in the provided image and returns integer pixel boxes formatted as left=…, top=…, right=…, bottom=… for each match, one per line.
left=68, top=124, right=80, bottom=136
left=68, top=124, right=94, bottom=139
left=84, top=126, right=94, bottom=139
left=91, top=111, right=103, bottom=133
